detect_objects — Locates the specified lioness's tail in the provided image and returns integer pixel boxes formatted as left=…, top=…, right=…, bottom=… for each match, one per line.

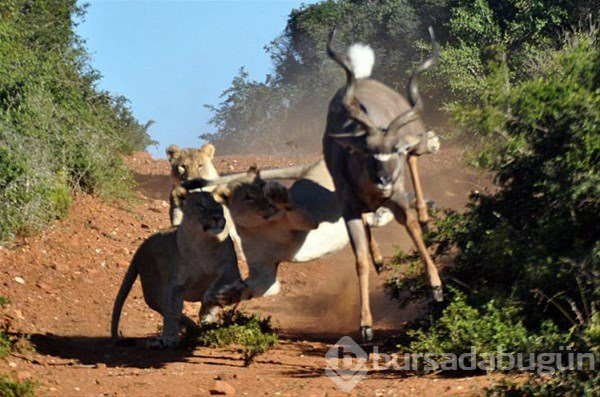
left=111, top=261, right=138, bottom=341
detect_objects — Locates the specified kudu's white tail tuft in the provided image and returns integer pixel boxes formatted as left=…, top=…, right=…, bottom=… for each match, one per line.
left=347, top=43, right=375, bottom=79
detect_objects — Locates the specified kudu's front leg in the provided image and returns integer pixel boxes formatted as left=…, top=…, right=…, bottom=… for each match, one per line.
left=387, top=198, right=443, bottom=302
left=362, top=215, right=384, bottom=273
left=407, top=155, right=429, bottom=225
left=345, top=217, right=374, bottom=341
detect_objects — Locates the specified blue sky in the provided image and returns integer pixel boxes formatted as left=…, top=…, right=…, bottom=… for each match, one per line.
left=76, top=0, right=315, bottom=158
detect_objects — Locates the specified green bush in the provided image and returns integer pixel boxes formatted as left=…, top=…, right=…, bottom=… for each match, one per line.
left=0, top=330, right=10, bottom=358
left=0, top=296, right=11, bottom=358
left=197, top=309, right=278, bottom=366
left=0, top=0, right=153, bottom=243
left=398, top=26, right=598, bottom=390
left=423, top=29, right=599, bottom=327
left=405, top=290, right=562, bottom=358
left=487, top=312, right=599, bottom=396
left=0, top=375, right=36, bottom=397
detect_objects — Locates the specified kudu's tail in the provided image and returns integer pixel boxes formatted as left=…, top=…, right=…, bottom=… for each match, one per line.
left=111, top=261, right=138, bottom=341
left=327, top=29, right=375, bottom=80
left=347, top=43, right=375, bottom=79
left=182, top=161, right=318, bottom=191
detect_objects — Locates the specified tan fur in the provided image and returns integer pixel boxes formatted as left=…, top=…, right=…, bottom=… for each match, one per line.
left=111, top=191, right=240, bottom=349
left=166, top=143, right=219, bottom=226
left=166, top=143, right=246, bottom=261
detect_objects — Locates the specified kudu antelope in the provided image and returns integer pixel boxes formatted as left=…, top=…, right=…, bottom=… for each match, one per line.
left=323, top=28, right=443, bottom=341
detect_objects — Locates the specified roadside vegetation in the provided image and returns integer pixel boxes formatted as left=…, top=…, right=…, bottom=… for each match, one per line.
left=0, top=0, right=153, bottom=243
left=0, top=375, right=36, bottom=397
left=418, top=25, right=598, bottom=395
left=1, top=296, right=37, bottom=396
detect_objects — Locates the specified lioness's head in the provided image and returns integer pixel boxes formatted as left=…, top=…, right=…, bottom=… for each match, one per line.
left=214, top=166, right=279, bottom=227
left=182, top=191, right=227, bottom=235
left=166, top=143, right=219, bottom=183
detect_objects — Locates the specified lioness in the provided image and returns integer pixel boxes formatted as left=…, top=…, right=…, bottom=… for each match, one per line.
left=111, top=191, right=240, bottom=349
left=166, top=143, right=246, bottom=261
left=166, top=143, right=219, bottom=226
left=204, top=161, right=393, bottom=305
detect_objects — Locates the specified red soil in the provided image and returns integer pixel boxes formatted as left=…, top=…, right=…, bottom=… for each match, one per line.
left=0, top=145, right=501, bottom=396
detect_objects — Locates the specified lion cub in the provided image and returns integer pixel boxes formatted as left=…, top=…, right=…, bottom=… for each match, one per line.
left=111, top=191, right=240, bottom=349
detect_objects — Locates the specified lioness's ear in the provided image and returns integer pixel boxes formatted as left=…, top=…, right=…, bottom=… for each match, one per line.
left=214, top=185, right=231, bottom=204
left=166, top=145, right=181, bottom=162
left=246, top=164, right=259, bottom=176
left=245, top=164, right=263, bottom=182
left=200, top=143, right=215, bottom=159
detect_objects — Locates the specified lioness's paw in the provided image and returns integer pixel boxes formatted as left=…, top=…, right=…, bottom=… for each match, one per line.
left=146, top=336, right=179, bottom=349
left=199, top=312, right=219, bottom=325
left=265, top=182, right=291, bottom=207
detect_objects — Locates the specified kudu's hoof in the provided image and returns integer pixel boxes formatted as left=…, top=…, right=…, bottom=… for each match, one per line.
left=360, top=326, right=373, bottom=342
left=373, top=260, right=385, bottom=274
left=426, top=200, right=437, bottom=213
left=431, top=286, right=444, bottom=302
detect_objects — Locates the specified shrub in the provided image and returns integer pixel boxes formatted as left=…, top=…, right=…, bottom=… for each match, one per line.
left=0, top=375, right=36, bottom=397
left=197, top=309, right=278, bottom=366
left=0, top=0, right=153, bottom=243
left=0, top=296, right=11, bottom=358
left=0, top=330, right=10, bottom=358
left=405, top=290, right=562, bottom=359
left=398, top=27, right=598, bottom=389
left=420, top=28, right=599, bottom=328
left=487, top=312, right=599, bottom=396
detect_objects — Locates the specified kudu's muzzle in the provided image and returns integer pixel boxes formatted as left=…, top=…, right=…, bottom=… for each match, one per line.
left=371, top=152, right=402, bottom=196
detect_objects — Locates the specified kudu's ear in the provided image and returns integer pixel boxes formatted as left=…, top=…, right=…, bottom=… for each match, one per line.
left=409, top=130, right=441, bottom=155
left=395, top=134, right=422, bottom=155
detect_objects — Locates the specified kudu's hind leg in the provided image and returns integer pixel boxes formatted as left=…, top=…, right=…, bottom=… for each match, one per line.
left=407, top=155, right=430, bottom=225
left=346, top=218, right=374, bottom=341
left=388, top=200, right=443, bottom=302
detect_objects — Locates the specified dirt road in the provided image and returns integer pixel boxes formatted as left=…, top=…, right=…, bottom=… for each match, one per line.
left=0, top=146, right=498, bottom=396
